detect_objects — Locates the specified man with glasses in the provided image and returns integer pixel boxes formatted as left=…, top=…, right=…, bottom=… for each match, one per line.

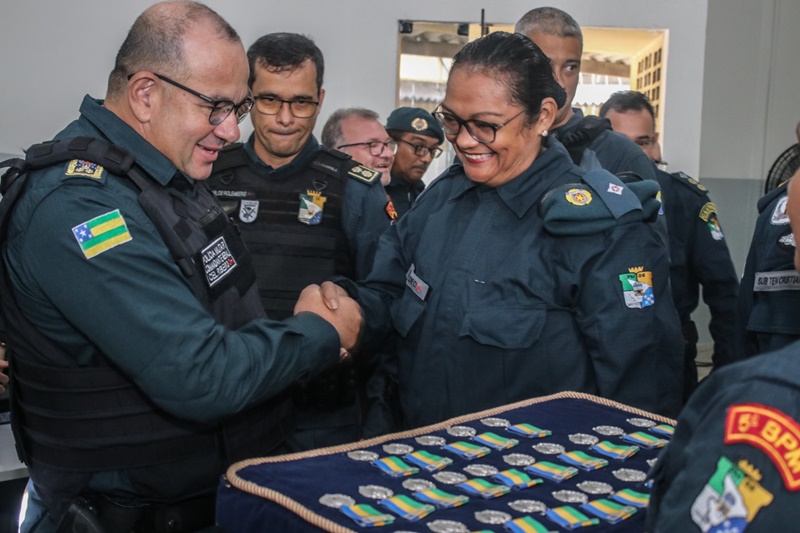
left=6, top=4, right=361, bottom=532
left=384, top=107, right=445, bottom=218
left=322, top=108, right=397, bottom=188
left=208, top=34, right=391, bottom=451
left=515, top=7, right=656, bottom=181
left=600, top=90, right=739, bottom=403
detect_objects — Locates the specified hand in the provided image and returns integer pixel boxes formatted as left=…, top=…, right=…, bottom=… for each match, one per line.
left=295, top=284, right=362, bottom=351
left=319, top=281, right=350, bottom=311
left=0, top=344, right=8, bottom=395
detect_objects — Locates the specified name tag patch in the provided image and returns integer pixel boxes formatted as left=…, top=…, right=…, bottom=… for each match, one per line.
left=753, top=270, right=800, bottom=292
left=406, top=264, right=430, bottom=301
left=202, top=236, right=237, bottom=287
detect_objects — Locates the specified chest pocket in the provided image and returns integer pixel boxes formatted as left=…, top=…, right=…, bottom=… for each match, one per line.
left=459, top=305, right=546, bottom=349
left=391, top=289, right=426, bottom=338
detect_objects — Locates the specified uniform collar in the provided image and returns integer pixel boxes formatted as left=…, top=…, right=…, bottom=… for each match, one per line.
left=551, top=107, right=584, bottom=139
left=77, top=95, right=185, bottom=187
left=450, top=137, right=578, bottom=219
left=243, top=134, right=320, bottom=178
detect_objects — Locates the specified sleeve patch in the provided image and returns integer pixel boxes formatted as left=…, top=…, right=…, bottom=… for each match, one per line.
left=72, top=209, right=132, bottom=259
left=724, top=403, right=800, bottom=491
left=618, top=267, right=654, bottom=309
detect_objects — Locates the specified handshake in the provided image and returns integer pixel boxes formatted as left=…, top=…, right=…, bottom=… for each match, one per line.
left=294, top=281, right=362, bottom=360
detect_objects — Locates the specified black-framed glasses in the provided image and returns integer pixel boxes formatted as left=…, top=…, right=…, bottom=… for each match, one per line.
left=396, top=138, right=443, bottom=159
left=138, top=73, right=253, bottom=125
left=253, top=95, right=320, bottom=118
left=337, top=140, right=398, bottom=156
left=433, top=106, right=525, bottom=144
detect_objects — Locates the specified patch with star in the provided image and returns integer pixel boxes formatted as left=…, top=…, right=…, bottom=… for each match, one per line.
left=699, top=202, right=725, bottom=241
left=298, top=191, right=327, bottom=225
left=66, top=159, right=104, bottom=179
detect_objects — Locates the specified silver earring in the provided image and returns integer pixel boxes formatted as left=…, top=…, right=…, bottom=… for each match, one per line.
left=541, top=130, right=549, bottom=137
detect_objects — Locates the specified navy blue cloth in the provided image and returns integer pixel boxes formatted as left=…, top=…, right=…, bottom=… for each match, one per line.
left=218, top=394, right=673, bottom=533
left=648, top=340, right=800, bottom=532
left=734, top=182, right=800, bottom=363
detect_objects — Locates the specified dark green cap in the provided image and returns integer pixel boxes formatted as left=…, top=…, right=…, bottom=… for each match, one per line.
left=386, top=107, right=444, bottom=144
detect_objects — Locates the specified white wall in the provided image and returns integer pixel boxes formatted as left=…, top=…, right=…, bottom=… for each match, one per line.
left=1, top=0, right=708, bottom=173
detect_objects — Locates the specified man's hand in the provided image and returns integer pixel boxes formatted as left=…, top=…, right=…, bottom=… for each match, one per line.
left=295, top=284, right=362, bottom=351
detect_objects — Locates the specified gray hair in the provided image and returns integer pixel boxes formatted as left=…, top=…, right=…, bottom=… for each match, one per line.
left=321, top=107, right=380, bottom=149
left=514, top=6, right=583, bottom=50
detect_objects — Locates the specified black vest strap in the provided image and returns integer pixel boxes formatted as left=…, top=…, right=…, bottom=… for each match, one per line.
left=559, top=116, right=612, bottom=166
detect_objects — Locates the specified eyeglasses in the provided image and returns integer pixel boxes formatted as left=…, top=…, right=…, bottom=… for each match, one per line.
left=146, top=74, right=253, bottom=125
left=253, top=95, right=320, bottom=118
left=337, top=140, right=398, bottom=156
left=396, top=138, right=443, bottom=159
left=433, top=106, right=525, bottom=144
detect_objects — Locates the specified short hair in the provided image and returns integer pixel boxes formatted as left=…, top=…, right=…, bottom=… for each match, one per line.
left=449, top=32, right=566, bottom=125
left=321, top=108, right=380, bottom=149
left=108, top=1, right=239, bottom=98
left=514, top=6, right=583, bottom=50
left=599, top=91, right=655, bottom=120
left=247, top=33, right=324, bottom=91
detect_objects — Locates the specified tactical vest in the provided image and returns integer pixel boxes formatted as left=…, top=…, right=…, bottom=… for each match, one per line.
left=0, top=137, right=293, bottom=504
left=208, top=144, right=355, bottom=320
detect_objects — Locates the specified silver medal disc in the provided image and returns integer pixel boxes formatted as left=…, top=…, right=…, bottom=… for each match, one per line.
left=613, top=468, right=648, bottom=482
left=383, top=443, right=414, bottom=455
left=532, top=442, right=565, bottom=454
left=569, top=433, right=600, bottom=445
left=463, top=464, right=499, bottom=476
left=475, top=510, right=512, bottom=524
left=480, top=417, right=510, bottom=428
left=319, top=493, right=356, bottom=508
left=347, top=450, right=378, bottom=462
left=403, top=478, right=436, bottom=491
left=427, top=519, right=469, bottom=533
left=577, top=481, right=614, bottom=494
left=358, top=485, right=394, bottom=499
left=416, top=435, right=447, bottom=446
left=433, top=471, right=467, bottom=484
left=627, top=417, right=657, bottom=428
left=503, top=453, right=535, bottom=466
left=447, top=426, right=477, bottom=438
left=553, top=490, right=589, bottom=504
left=593, top=425, right=625, bottom=436
left=508, top=499, right=547, bottom=513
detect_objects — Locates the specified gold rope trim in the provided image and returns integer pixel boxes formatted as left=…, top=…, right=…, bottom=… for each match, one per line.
left=223, top=391, right=675, bottom=532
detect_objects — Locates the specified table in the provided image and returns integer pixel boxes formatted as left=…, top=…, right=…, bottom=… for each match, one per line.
left=218, top=392, right=675, bottom=532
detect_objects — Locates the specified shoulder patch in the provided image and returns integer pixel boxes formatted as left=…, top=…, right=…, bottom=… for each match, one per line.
left=724, top=403, right=800, bottom=491
left=71, top=209, right=132, bottom=259
left=348, top=164, right=381, bottom=184
left=770, top=195, right=790, bottom=225
left=699, top=202, right=725, bottom=240
left=582, top=170, right=642, bottom=219
left=65, top=159, right=104, bottom=180
left=310, top=149, right=347, bottom=179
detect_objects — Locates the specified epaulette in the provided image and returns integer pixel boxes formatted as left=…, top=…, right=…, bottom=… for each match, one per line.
left=757, top=181, right=789, bottom=214
left=212, top=143, right=249, bottom=173
left=343, top=159, right=381, bottom=185
left=670, top=171, right=709, bottom=196
left=310, top=146, right=351, bottom=180
left=541, top=169, right=660, bottom=236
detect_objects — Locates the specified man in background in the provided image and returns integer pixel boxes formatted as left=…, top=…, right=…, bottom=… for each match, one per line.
left=384, top=107, right=444, bottom=218
left=600, top=90, right=739, bottom=401
left=207, top=33, right=390, bottom=450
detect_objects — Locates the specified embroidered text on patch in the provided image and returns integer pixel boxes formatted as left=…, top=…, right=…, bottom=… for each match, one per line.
left=72, top=210, right=132, bottom=259
left=724, top=403, right=800, bottom=491
left=201, top=236, right=237, bottom=287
